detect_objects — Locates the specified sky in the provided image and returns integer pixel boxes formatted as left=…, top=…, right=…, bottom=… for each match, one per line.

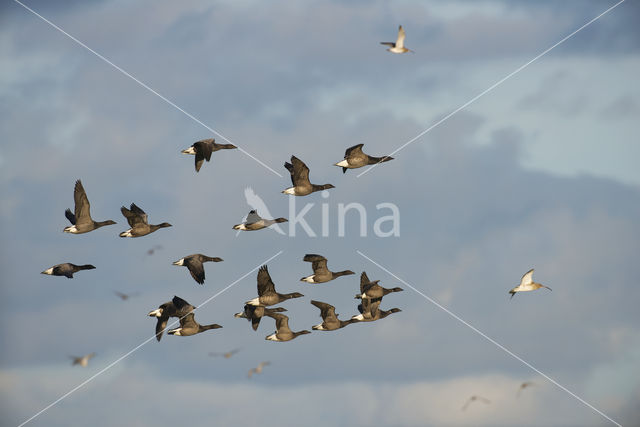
left=1, top=0, right=639, bottom=426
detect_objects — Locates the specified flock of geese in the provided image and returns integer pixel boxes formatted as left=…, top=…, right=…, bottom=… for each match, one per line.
left=39, top=25, right=552, bottom=413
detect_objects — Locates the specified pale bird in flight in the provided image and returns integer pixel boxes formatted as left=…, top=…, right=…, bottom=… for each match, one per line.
left=209, top=349, right=241, bottom=359
left=70, top=352, right=95, bottom=367
left=509, top=269, right=552, bottom=299
left=380, top=25, right=414, bottom=54
left=461, top=395, right=491, bottom=411
left=248, top=361, right=270, bottom=378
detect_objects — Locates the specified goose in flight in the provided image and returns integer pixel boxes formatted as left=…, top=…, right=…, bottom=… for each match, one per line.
left=264, top=312, right=311, bottom=342
left=380, top=25, right=414, bottom=54
left=182, top=138, right=237, bottom=172
left=148, top=295, right=195, bottom=341
left=310, top=300, right=356, bottom=331
left=70, top=352, right=95, bottom=367
left=234, top=304, right=288, bottom=331
left=209, top=349, right=241, bottom=359
left=245, top=265, right=303, bottom=307
left=168, top=313, right=222, bottom=337
left=334, top=144, right=393, bottom=173
left=172, top=254, right=223, bottom=285
left=351, top=298, right=401, bottom=322
left=461, top=395, right=491, bottom=411
left=509, top=269, right=552, bottom=299
left=301, top=254, right=355, bottom=283
left=63, top=180, right=116, bottom=234
left=233, top=209, right=288, bottom=231
left=41, top=263, right=95, bottom=279
left=119, top=203, right=171, bottom=238
left=282, top=156, right=334, bottom=196
left=248, top=361, right=270, bottom=378
left=355, top=272, right=403, bottom=299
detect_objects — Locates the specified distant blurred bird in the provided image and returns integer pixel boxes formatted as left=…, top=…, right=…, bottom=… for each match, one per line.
left=248, top=361, right=270, bottom=378
left=209, top=349, right=240, bottom=359
left=282, top=156, right=334, bottom=196
left=334, top=144, right=393, bottom=173
left=172, top=254, right=223, bottom=285
left=63, top=180, right=116, bottom=234
left=233, top=209, right=288, bottom=232
left=509, top=269, right=552, bottom=299
left=114, top=291, right=139, bottom=301
left=355, top=272, right=403, bottom=299
left=461, top=395, right=491, bottom=411
left=167, top=313, right=222, bottom=337
left=181, top=138, right=237, bottom=172
left=300, top=254, right=355, bottom=284
left=245, top=265, right=304, bottom=307
left=517, top=381, right=535, bottom=397
left=148, top=296, right=195, bottom=341
left=70, top=352, right=95, bottom=367
left=41, top=263, right=95, bottom=279
left=380, top=25, right=414, bottom=54
left=147, top=245, right=163, bottom=255
left=264, top=313, right=311, bottom=342
left=119, top=203, right=171, bottom=238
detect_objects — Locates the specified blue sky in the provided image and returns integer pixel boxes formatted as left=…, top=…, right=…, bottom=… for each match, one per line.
left=1, top=1, right=639, bottom=426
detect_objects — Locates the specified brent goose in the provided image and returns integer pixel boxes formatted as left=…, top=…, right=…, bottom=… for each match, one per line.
left=310, top=300, right=356, bottom=331
left=167, top=313, right=222, bottom=337
left=248, top=361, right=270, bottom=378
left=172, top=254, right=223, bottom=285
left=182, top=138, right=237, bottom=172
left=119, top=203, right=171, bottom=237
left=208, top=349, right=240, bottom=359
left=380, top=25, right=414, bottom=54
left=509, top=269, right=552, bottom=299
left=282, top=156, right=334, bottom=196
left=461, top=395, right=491, bottom=411
left=245, top=265, right=303, bottom=307
left=148, top=295, right=195, bottom=341
left=355, top=272, right=403, bottom=299
left=351, top=298, right=401, bottom=322
left=63, top=180, right=116, bottom=234
left=233, top=210, right=288, bottom=231
left=264, top=312, right=311, bottom=342
left=517, top=382, right=535, bottom=398
left=70, top=352, right=95, bottom=367
left=300, top=254, right=355, bottom=283
left=41, top=263, right=95, bottom=279
left=334, top=144, right=393, bottom=173
left=234, top=304, right=288, bottom=331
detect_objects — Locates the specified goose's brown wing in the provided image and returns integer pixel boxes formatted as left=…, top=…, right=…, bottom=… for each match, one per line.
left=121, top=203, right=148, bottom=227
left=257, top=265, right=276, bottom=296
left=360, top=271, right=372, bottom=293
left=184, top=257, right=205, bottom=285
left=290, top=156, right=310, bottom=186
left=311, top=300, right=338, bottom=322
left=193, top=139, right=214, bottom=172
left=73, top=180, right=93, bottom=226
left=344, top=144, right=364, bottom=158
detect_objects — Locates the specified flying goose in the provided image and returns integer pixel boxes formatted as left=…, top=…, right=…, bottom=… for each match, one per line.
left=148, top=295, right=195, bottom=341
left=334, top=144, right=393, bottom=173
left=41, top=263, right=95, bottom=279
left=517, top=381, right=535, bottom=398
left=233, top=210, right=288, bottom=231
left=461, top=395, right=491, bottom=411
left=119, top=203, right=171, bottom=238
left=380, top=25, right=414, bottom=54
left=351, top=298, right=401, bottom=322
left=310, top=300, right=356, bottom=331
left=234, top=304, right=288, bottom=331
left=300, top=254, right=355, bottom=283
left=248, top=361, right=270, bottom=378
left=264, top=312, right=311, bottom=342
left=70, top=352, right=95, bottom=367
left=282, top=156, right=334, bottom=196
left=355, top=272, right=403, bottom=299
left=209, top=349, right=240, bottom=359
left=509, top=269, right=552, bottom=299
left=172, top=254, right=223, bottom=285
left=168, top=312, right=222, bottom=336
left=182, top=138, right=237, bottom=172
left=63, top=180, right=116, bottom=234
left=245, top=265, right=304, bottom=307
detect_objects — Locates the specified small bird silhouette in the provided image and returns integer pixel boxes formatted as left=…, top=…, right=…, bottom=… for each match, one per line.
left=517, top=381, right=535, bottom=397
left=147, top=245, right=163, bottom=255
left=209, top=349, right=241, bottom=359
left=70, top=353, right=95, bottom=367
left=114, top=291, right=139, bottom=301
